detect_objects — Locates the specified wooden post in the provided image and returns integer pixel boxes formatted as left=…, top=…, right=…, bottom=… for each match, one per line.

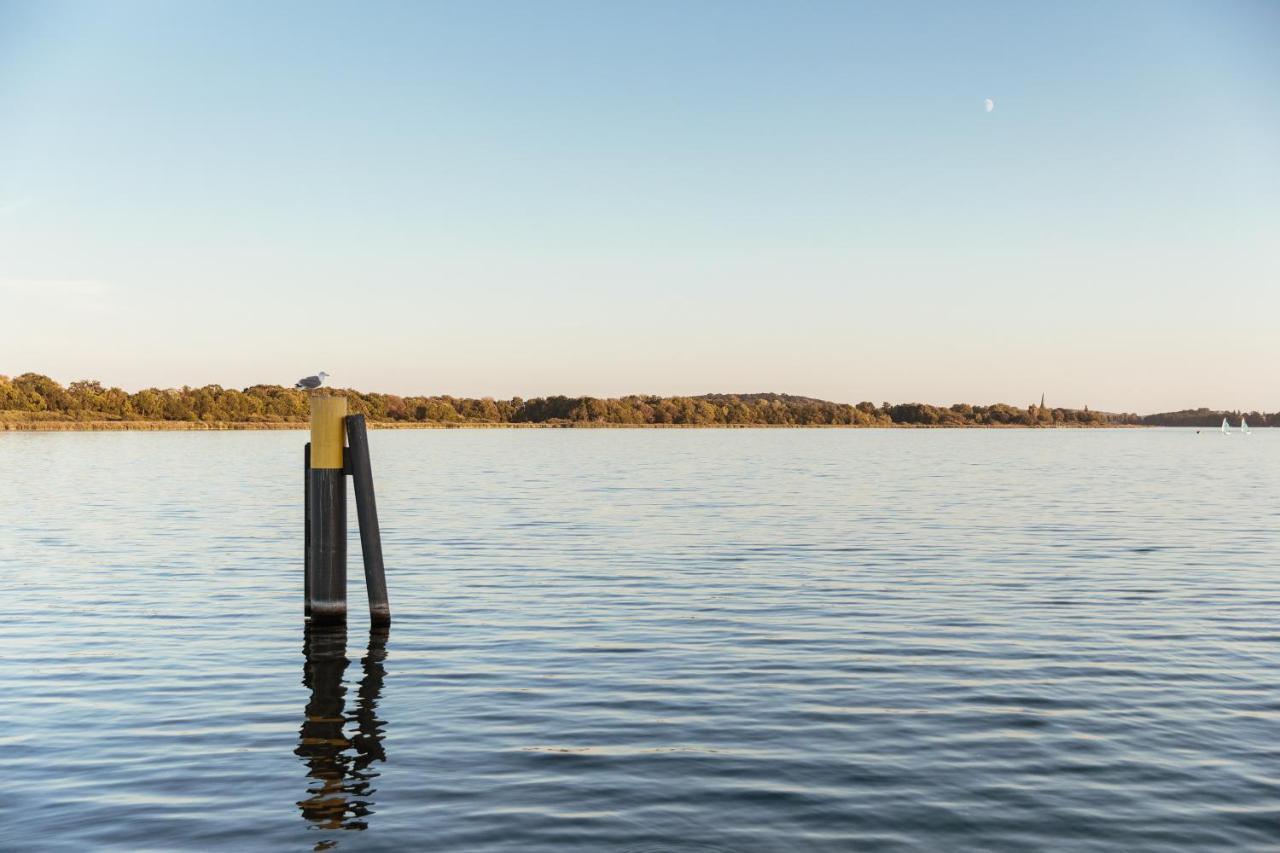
left=345, top=414, right=390, bottom=625
left=308, top=395, right=347, bottom=622
left=304, top=442, right=312, bottom=617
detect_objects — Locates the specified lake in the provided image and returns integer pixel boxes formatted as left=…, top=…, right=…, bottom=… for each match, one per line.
left=2, top=429, right=1276, bottom=851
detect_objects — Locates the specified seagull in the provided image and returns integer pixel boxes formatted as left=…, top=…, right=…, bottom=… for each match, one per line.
left=295, top=371, right=329, bottom=390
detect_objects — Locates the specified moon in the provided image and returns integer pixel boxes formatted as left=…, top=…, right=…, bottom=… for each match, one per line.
left=984, top=98, right=995, bottom=113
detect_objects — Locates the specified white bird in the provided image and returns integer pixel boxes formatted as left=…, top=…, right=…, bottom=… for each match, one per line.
left=295, top=371, right=329, bottom=390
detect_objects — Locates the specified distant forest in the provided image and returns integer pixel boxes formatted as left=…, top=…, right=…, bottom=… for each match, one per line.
left=0, top=374, right=1274, bottom=428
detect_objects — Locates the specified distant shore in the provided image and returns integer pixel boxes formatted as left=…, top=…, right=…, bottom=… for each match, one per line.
left=1, top=419, right=1147, bottom=431
left=4, top=375, right=1268, bottom=429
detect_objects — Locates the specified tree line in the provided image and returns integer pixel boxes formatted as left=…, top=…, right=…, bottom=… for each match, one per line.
left=0, top=373, right=1270, bottom=428
left=1136, top=408, right=1278, bottom=428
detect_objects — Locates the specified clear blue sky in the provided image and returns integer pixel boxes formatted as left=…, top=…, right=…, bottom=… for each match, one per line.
left=1, top=1, right=1276, bottom=412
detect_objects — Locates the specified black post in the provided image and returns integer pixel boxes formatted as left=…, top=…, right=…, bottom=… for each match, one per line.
left=344, top=414, right=390, bottom=625
left=308, top=396, right=348, bottom=623
left=304, top=442, right=312, bottom=617
left=309, top=468, right=347, bottom=622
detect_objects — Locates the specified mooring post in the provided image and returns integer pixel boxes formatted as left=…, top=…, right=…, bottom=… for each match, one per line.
left=304, top=441, right=312, bottom=617
left=308, top=395, right=348, bottom=622
left=345, top=413, right=390, bottom=625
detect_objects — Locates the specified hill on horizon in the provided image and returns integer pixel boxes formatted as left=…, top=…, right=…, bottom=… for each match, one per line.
left=695, top=392, right=834, bottom=407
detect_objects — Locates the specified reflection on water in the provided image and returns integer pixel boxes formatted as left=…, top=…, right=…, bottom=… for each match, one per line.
left=295, top=625, right=389, bottom=846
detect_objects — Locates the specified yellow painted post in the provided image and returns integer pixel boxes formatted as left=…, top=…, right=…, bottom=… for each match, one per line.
left=308, top=395, right=348, bottom=622
left=310, top=396, right=347, bottom=469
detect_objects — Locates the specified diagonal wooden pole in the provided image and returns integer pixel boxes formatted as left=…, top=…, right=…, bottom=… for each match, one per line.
left=345, top=413, right=390, bottom=625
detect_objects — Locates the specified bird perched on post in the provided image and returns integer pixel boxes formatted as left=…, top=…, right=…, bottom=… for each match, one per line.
left=295, top=371, right=329, bottom=390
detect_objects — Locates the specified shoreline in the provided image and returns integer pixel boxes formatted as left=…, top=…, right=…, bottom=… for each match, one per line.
left=0, top=419, right=1150, bottom=431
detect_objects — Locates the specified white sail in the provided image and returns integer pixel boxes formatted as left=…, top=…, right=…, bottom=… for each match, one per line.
left=1241, top=417, right=1250, bottom=434
left=1221, top=418, right=1229, bottom=434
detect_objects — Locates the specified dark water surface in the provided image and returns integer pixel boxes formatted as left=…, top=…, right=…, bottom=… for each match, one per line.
left=2, top=429, right=1277, bottom=851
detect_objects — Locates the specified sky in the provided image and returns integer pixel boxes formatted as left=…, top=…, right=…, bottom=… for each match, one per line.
left=1, top=1, right=1277, bottom=412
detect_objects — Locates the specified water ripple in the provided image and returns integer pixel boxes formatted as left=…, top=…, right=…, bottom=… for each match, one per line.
left=1, top=429, right=1277, bottom=850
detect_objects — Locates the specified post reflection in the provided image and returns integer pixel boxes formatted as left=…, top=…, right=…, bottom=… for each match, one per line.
left=295, top=624, right=389, bottom=846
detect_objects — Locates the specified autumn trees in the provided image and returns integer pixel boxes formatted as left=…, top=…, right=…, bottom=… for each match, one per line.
left=0, top=373, right=1191, bottom=427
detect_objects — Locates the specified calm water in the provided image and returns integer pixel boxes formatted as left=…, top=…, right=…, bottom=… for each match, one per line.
left=1, top=429, right=1277, bottom=851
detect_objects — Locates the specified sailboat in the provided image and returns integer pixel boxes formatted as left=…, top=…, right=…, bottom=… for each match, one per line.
left=1220, top=418, right=1230, bottom=435
left=1241, top=417, right=1250, bottom=435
